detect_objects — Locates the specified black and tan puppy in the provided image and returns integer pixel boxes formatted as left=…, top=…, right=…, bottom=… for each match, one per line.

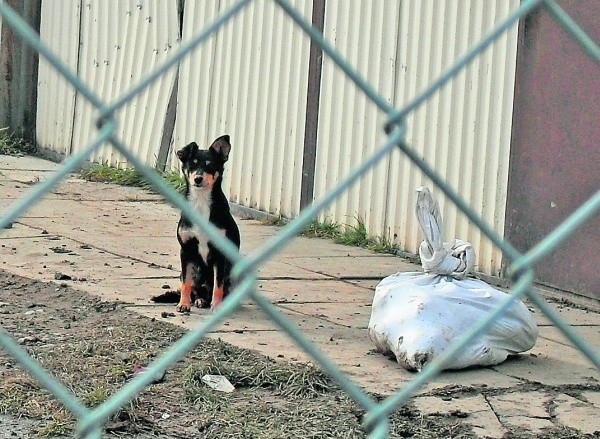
left=176, top=135, right=240, bottom=312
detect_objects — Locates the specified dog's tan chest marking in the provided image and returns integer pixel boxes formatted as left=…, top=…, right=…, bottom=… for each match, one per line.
left=179, top=187, right=212, bottom=261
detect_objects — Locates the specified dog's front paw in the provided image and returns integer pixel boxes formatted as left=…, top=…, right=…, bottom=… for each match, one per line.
left=194, top=298, right=210, bottom=309
left=176, top=302, right=191, bottom=313
left=210, top=298, right=223, bottom=311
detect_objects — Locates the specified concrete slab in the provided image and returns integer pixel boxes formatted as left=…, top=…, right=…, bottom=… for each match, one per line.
left=487, top=391, right=551, bottom=418
left=581, top=390, right=600, bottom=407
left=0, top=222, right=52, bottom=239
left=553, top=394, right=600, bottom=434
left=279, top=301, right=371, bottom=329
left=281, top=255, right=416, bottom=279
left=0, top=169, right=59, bottom=182
left=345, top=278, right=385, bottom=291
left=533, top=305, right=600, bottom=327
left=258, top=279, right=373, bottom=304
left=500, top=416, right=555, bottom=434
left=418, top=368, right=523, bottom=395
left=53, top=179, right=165, bottom=202
left=413, top=395, right=507, bottom=439
left=0, top=155, right=60, bottom=170
left=255, top=260, right=330, bottom=280
left=490, top=338, right=600, bottom=384
left=538, top=325, right=600, bottom=349
left=468, top=410, right=508, bottom=439
left=276, top=235, right=393, bottom=259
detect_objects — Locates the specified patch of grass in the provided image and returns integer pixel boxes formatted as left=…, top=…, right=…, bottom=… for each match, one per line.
left=79, top=163, right=186, bottom=194
left=0, top=128, right=37, bottom=156
left=260, top=216, right=290, bottom=227
left=266, top=215, right=401, bottom=256
left=183, top=341, right=335, bottom=401
left=81, top=386, right=107, bottom=407
left=162, top=169, right=186, bottom=193
left=36, top=411, right=74, bottom=438
left=301, top=220, right=341, bottom=239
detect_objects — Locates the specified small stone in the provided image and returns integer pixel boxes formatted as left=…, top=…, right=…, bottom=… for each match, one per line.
left=41, top=229, right=49, bottom=234
left=116, top=352, right=132, bottom=362
left=161, top=284, right=170, bottom=289
left=18, top=335, right=40, bottom=344
left=54, top=272, right=72, bottom=281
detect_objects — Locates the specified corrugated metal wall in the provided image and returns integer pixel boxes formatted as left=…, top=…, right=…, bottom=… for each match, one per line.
left=314, top=0, right=519, bottom=275
left=170, top=0, right=313, bottom=218
left=314, top=0, right=400, bottom=242
left=35, top=0, right=520, bottom=276
left=36, top=1, right=81, bottom=155
left=37, top=1, right=179, bottom=166
left=71, top=0, right=179, bottom=167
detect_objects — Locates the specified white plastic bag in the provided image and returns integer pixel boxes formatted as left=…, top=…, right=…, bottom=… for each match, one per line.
left=368, top=187, right=538, bottom=371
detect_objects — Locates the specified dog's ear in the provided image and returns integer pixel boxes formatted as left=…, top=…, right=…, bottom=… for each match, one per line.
left=176, top=142, right=199, bottom=163
left=209, top=135, right=231, bottom=162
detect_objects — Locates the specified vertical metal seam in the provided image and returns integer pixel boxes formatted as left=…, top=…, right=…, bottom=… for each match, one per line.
left=68, top=0, right=85, bottom=156
left=382, top=1, right=405, bottom=239
left=299, top=0, right=325, bottom=211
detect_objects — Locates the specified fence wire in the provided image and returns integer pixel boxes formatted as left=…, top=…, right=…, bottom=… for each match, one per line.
left=0, top=0, right=598, bottom=437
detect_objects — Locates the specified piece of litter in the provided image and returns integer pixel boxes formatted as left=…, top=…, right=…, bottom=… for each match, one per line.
left=201, top=374, right=235, bottom=393
left=161, top=413, right=170, bottom=420
left=126, top=364, right=166, bottom=384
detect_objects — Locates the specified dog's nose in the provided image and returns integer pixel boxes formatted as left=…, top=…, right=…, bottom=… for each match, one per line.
left=194, top=175, right=203, bottom=185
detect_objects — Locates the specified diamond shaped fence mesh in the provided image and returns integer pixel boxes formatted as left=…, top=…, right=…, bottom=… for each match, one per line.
left=0, top=0, right=598, bottom=437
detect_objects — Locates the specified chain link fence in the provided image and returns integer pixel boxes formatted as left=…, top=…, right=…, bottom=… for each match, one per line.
left=0, top=0, right=598, bottom=437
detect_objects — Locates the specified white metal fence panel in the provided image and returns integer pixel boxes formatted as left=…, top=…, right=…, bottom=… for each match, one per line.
left=67, top=0, right=179, bottom=167
left=36, top=1, right=81, bottom=155
left=387, top=0, right=519, bottom=276
left=314, top=0, right=401, bottom=235
left=170, top=0, right=312, bottom=218
left=314, top=0, right=519, bottom=276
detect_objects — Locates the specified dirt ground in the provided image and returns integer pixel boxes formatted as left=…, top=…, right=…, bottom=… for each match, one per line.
left=0, top=271, right=597, bottom=439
